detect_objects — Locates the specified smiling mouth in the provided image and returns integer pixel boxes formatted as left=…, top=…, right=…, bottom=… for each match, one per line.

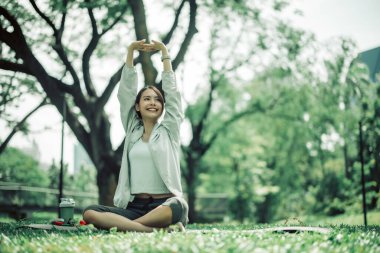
left=147, top=108, right=158, bottom=112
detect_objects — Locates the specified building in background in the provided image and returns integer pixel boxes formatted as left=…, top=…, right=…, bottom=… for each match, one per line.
left=21, top=139, right=41, bottom=161
left=73, top=143, right=94, bottom=173
left=359, top=46, right=380, bottom=82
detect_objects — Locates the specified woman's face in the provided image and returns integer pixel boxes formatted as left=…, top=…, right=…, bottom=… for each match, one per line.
left=135, top=88, right=163, bottom=121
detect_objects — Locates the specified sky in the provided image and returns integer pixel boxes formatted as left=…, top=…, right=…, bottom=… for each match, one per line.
left=2, top=0, right=380, bottom=172
left=289, top=0, right=380, bottom=51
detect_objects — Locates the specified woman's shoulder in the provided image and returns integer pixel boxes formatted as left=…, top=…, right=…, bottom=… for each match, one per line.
left=155, top=123, right=181, bottom=144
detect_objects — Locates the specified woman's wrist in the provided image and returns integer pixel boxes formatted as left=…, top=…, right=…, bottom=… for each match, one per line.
left=161, top=48, right=170, bottom=62
left=128, top=45, right=136, bottom=52
left=161, top=47, right=169, bottom=56
left=126, top=46, right=135, bottom=66
left=161, top=56, right=171, bottom=62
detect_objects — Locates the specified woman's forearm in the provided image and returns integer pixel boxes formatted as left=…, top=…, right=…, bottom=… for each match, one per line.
left=126, top=40, right=172, bottom=71
left=126, top=46, right=135, bottom=67
left=161, top=47, right=172, bottom=72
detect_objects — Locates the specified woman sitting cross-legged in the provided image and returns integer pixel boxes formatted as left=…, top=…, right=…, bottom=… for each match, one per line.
left=83, top=39, right=188, bottom=232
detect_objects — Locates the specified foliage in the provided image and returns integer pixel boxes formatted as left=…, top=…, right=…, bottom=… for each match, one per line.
left=48, top=161, right=70, bottom=190
left=0, top=0, right=199, bottom=208
left=47, top=161, right=96, bottom=193
left=0, top=147, right=49, bottom=206
left=180, top=0, right=314, bottom=221
left=0, top=146, right=97, bottom=208
left=48, top=161, right=98, bottom=208
left=0, top=74, right=42, bottom=125
left=1, top=0, right=379, bottom=224
left=0, top=71, right=47, bottom=154
left=193, top=33, right=378, bottom=223
left=199, top=118, right=278, bottom=223
left=71, top=165, right=98, bottom=194
left=0, top=1, right=47, bottom=153
left=311, top=164, right=359, bottom=216
left=0, top=147, right=49, bottom=187
left=251, top=40, right=378, bottom=221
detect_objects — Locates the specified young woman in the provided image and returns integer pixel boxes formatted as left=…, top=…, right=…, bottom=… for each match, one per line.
left=83, top=39, right=188, bottom=232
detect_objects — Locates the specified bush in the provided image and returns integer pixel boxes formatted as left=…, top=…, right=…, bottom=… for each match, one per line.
left=0, top=147, right=49, bottom=206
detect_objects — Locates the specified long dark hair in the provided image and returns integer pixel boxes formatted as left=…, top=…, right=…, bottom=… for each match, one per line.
left=135, top=85, right=165, bottom=118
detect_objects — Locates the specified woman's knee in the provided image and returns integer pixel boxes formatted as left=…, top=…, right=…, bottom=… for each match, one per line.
left=163, top=197, right=189, bottom=226
left=83, top=209, right=99, bottom=223
left=82, top=205, right=104, bottom=223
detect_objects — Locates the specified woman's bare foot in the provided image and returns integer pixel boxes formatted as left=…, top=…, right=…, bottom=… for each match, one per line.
left=166, top=222, right=185, bottom=233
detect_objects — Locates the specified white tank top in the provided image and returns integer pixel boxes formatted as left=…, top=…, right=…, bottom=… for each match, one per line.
left=129, top=138, right=170, bottom=194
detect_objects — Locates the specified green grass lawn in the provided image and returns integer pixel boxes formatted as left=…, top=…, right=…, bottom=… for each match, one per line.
left=274, top=210, right=380, bottom=227
left=0, top=212, right=379, bottom=253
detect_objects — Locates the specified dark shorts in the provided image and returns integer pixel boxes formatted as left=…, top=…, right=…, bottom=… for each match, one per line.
left=83, top=196, right=189, bottom=226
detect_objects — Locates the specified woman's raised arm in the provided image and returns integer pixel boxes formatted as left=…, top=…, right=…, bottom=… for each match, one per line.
left=141, top=40, right=172, bottom=72
left=126, top=39, right=146, bottom=67
left=117, top=40, right=146, bottom=132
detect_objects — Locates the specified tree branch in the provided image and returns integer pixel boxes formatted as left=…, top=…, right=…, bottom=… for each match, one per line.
left=86, top=1, right=99, bottom=36
left=57, top=0, right=68, bottom=39
left=0, top=97, right=48, bottom=154
left=162, top=0, right=187, bottom=45
left=29, top=0, right=80, bottom=87
left=205, top=94, right=283, bottom=151
left=101, top=3, right=129, bottom=35
left=96, top=65, right=123, bottom=110
left=191, top=77, right=216, bottom=145
left=222, top=46, right=256, bottom=74
left=0, top=7, right=76, bottom=96
left=172, top=0, right=198, bottom=71
left=217, top=17, right=249, bottom=76
left=50, top=76, right=76, bottom=94
left=115, top=138, right=125, bottom=161
left=0, top=60, right=74, bottom=94
left=97, top=56, right=141, bottom=111
left=0, top=60, right=31, bottom=75
left=0, top=6, right=91, bottom=156
left=0, top=7, right=26, bottom=47
left=205, top=105, right=264, bottom=153
left=1, top=73, right=18, bottom=115
left=82, top=1, right=129, bottom=98
left=190, top=21, right=256, bottom=148
left=128, top=0, right=157, bottom=85
left=29, top=0, right=57, bottom=34
left=192, top=31, right=222, bottom=139
left=52, top=44, right=81, bottom=87
left=82, top=1, right=100, bottom=97
left=59, top=94, right=92, bottom=158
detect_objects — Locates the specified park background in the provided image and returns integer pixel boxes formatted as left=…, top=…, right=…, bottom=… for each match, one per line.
left=1, top=0, right=380, bottom=225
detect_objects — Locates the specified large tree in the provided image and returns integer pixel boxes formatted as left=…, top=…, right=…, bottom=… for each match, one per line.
left=0, top=0, right=198, bottom=207
left=1, top=0, right=291, bottom=222
left=0, top=67, right=48, bottom=154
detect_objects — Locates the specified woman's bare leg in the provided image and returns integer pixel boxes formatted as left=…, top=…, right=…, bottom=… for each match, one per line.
left=134, top=205, right=173, bottom=227
left=83, top=210, right=154, bottom=232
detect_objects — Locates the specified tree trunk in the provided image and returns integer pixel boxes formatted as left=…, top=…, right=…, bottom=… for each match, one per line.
left=97, top=165, right=118, bottom=205
left=372, top=107, right=380, bottom=206
left=1, top=2, right=198, bottom=210
left=343, top=143, right=351, bottom=179
left=369, top=136, right=380, bottom=208
left=187, top=181, right=197, bottom=223
left=76, top=111, right=117, bottom=205
left=184, top=152, right=198, bottom=223
left=232, top=159, right=244, bottom=223
left=368, top=114, right=380, bottom=208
